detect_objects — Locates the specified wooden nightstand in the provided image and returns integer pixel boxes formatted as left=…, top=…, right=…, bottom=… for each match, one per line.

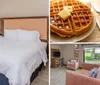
left=51, top=48, right=61, bottom=68
left=51, top=57, right=61, bottom=68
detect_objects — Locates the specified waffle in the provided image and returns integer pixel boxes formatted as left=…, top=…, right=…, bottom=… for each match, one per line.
left=50, top=0, right=93, bottom=37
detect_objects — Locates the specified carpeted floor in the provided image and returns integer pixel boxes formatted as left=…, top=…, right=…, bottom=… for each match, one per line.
left=31, top=65, right=49, bottom=85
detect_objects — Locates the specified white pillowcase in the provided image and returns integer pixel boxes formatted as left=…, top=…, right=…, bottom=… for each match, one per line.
left=18, top=30, right=40, bottom=41
left=41, top=42, right=47, bottom=49
left=4, top=30, right=18, bottom=40
left=4, top=29, right=40, bottom=41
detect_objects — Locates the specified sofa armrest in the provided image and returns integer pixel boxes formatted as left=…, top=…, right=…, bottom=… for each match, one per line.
left=66, top=71, right=100, bottom=85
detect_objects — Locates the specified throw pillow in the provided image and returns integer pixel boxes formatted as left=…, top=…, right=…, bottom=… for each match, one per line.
left=88, top=68, right=98, bottom=78
left=0, top=73, right=9, bottom=85
left=71, top=60, right=77, bottom=64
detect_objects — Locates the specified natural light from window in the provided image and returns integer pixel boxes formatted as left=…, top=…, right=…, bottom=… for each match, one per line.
left=84, top=48, right=100, bottom=64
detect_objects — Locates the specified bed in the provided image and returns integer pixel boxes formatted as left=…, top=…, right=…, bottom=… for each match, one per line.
left=0, top=16, right=48, bottom=85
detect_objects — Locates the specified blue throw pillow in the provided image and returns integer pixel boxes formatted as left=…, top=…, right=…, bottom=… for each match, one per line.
left=88, top=68, right=98, bottom=78
left=0, top=73, right=9, bottom=85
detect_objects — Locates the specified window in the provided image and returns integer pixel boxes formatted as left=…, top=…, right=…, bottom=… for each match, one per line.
left=84, top=48, right=100, bottom=64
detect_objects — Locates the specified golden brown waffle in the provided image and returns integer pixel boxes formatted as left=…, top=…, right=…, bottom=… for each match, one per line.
left=50, top=0, right=93, bottom=37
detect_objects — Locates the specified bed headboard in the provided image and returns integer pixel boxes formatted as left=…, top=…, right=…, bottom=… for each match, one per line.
left=1, top=16, right=48, bottom=42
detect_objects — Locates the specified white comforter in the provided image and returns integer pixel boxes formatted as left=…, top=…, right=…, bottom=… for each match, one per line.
left=0, top=39, right=47, bottom=85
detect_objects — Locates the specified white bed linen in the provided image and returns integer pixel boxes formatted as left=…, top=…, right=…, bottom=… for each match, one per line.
left=0, top=38, right=47, bottom=85
left=0, top=36, right=2, bottom=41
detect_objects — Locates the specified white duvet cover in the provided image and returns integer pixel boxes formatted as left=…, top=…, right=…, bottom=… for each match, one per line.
left=0, top=38, right=47, bottom=85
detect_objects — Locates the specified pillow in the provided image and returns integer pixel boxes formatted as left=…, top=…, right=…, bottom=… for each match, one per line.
left=71, top=60, right=77, bottom=64
left=0, top=36, right=2, bottom=40
left=96, top=67, right=100, bottom=79
left=41, top=42, right=47, bottom=49
left=88, top=68, right=98, bottom=78
left=0, top=73, right=9, bottom=85
left=18, top=30, right=40, bottom=41
left=4, top=30, right=18, bottom=40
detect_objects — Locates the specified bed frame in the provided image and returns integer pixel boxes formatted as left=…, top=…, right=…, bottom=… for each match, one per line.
left=0, top=16, right=49, bottom=84
left=0, top=16, right=49, bottom=42
left=30, top=62, right=44, bottom=83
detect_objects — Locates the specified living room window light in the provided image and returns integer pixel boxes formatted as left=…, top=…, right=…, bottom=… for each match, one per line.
left=84, top=48, right=100, bottom=64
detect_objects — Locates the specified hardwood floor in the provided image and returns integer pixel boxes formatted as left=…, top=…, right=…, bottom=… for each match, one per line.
left=50, top=67, right=81, bottom=85
left=51, top=67, right=67, bottom=85
left=31, top=65, right=49, bottom=85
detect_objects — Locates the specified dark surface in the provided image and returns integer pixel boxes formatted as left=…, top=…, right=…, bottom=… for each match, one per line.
left=30, top=62, right=44, bottom=83
left=0, top=74, right=9, bottom=85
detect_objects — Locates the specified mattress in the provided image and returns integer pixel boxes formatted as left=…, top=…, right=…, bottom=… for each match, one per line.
left=0, top=38, right=47, bottom=85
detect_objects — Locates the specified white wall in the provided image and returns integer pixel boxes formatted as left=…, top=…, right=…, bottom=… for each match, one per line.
left=51, top=44, right=100, bottom=67
left=0, top=0, right=49, bottom=17
left=60, top=44, right=74, bottom=64
left=51, top=44, right=61, bottom=49
left=50, top=44, right=74, bottom=64
left=51, top=44, right=77, bottom=64
left=50, top=44, right=87, bottom=66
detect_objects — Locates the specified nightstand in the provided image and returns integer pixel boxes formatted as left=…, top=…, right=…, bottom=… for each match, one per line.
left=51, top=57, right=61, bottom=68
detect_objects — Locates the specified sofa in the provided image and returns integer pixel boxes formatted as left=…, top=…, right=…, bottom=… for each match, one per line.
left=66, top=63, right=100, bottom=85
left=67, top=59, right=79, bottom=70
